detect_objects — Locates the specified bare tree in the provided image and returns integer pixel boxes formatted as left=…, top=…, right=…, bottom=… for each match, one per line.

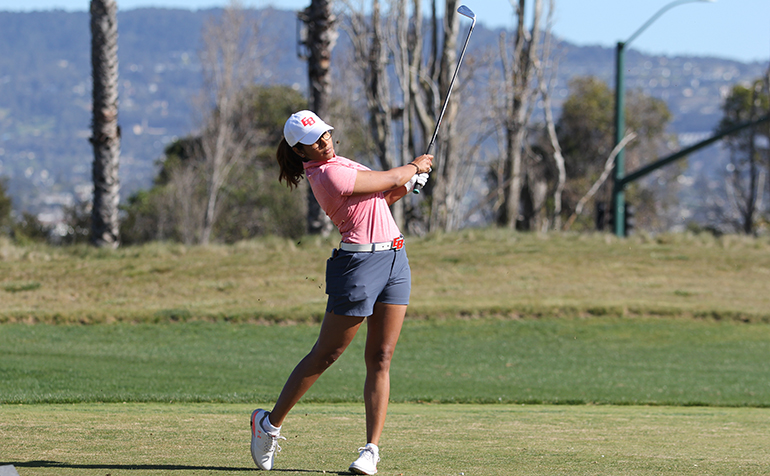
left=89, top=0, right=120, bottom=248
left=389, top=0, right=414, bottom=227
left=299, top=0, right=338, bottom=236
left=409, top=0, right=484, bottom=232
left=196, top=4, right=263, bottom=244
left=533, top=0, right=565, bottom=231
left=168, top=164, right=205, bottom=245
left=344, top=0, right=394, bottom=173
left=425, top=0, right=463, bottom=232
left=382, top=0, right=466, bottom=232
left=339, top=0, right=415, bottom=231
left=496, top=0, right=546, bottom=229
left=539, top=83, right=566, bottom=230
left=563, top=132, right=636, bottom=231
left=339, top=0, right=475, bottom=232
left=344, top=0, right=411, bottom=228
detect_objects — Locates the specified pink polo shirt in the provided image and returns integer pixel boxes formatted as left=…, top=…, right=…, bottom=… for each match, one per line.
left=304, top=155, right=402, bottom=244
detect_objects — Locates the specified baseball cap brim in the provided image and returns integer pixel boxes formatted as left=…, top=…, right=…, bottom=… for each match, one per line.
left=295, top=124, right=334, bottom=146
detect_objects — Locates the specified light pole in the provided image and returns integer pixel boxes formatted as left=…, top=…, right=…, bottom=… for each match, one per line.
left=612, top=0, right=716, bottom=237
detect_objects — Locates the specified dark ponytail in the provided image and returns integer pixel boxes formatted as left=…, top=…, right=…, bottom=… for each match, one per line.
left=276, top=138, right=305, bottom=190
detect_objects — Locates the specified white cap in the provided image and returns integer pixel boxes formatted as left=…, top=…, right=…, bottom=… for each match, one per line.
left=283, top=110, right=334, bottom=147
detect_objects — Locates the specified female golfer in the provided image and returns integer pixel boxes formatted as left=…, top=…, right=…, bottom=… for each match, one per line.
left=250, top=110, right=432, bottom=475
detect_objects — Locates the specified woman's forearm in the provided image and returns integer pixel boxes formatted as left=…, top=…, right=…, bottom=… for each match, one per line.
left=384, top=184, right=409, bottom=205
left=352, top=155, right=433, bottom=196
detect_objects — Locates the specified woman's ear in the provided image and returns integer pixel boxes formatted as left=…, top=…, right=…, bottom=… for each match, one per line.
left=293, top=146, right=306, bottom=158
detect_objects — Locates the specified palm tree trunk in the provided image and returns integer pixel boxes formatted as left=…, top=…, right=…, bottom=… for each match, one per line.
left=90, top=0, right=120, bottom=248
left=302, top=0, right=336, bottom=236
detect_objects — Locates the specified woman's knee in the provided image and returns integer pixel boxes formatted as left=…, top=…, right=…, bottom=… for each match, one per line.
left=308, top=345, right=346, bottom=371
left=365, top=346, right=395, bottom=372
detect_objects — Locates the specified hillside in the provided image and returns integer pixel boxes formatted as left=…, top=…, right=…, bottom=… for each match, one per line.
left=0, top=7, right=766, bottom=226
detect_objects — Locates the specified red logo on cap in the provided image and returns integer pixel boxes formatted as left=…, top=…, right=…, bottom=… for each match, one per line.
left=301, top=117, right=316, bottom=127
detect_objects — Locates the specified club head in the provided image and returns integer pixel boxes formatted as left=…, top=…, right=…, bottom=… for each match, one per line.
left=457, top=5, right=476, bottom=21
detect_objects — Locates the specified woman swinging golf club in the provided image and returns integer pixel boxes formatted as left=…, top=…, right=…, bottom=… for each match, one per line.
left=251, top=110, right=432, bottom=475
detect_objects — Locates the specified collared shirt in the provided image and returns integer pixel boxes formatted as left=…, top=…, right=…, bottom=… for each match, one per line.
left=304, top=155, right=401, bottom=244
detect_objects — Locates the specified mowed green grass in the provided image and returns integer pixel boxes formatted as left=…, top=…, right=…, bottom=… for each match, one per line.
left=2, top=318, right=769, bottom=407
left=2, top=403, right=770, bottom=475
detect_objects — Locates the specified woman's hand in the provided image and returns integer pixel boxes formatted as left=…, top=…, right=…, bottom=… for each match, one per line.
left=404, top=173, right=430, bottom=194
left=410, top=154, right=433, bottom=174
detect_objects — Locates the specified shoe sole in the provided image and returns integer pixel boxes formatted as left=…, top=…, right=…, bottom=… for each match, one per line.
left=349, top=464, right=377, bottom=475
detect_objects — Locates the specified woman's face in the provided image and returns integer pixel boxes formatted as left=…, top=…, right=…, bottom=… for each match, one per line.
left=295, top=130, right=335, bottom=162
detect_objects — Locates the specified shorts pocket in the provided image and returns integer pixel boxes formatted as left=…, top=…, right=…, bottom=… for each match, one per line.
left=325, top=252, right=370, bottom=302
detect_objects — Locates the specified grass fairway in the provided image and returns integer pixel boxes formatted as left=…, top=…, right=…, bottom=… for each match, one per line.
left=2, top=319, right=770, bottom=406
left=2, top=403, right=769, bottom=475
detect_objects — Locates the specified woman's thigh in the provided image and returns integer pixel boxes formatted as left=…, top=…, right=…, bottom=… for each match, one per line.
left=364, top=303, right=407, bottom=362
left=313, top=311, right=366, bottom=358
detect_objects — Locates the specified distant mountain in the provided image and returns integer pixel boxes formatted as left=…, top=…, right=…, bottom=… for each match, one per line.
left=0, top=7, right=766, bottom=223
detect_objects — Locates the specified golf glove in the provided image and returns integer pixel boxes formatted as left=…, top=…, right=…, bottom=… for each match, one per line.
left=405, top=173, right=430, bottom=193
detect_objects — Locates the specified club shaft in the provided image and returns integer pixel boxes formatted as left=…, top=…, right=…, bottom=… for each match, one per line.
left=425, top=24, right=474, bottom=155
left=414, top=18, right=475, bottom=193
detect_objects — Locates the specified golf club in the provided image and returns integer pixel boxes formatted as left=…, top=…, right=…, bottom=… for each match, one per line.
left=414, top=4, right=476, bottom=194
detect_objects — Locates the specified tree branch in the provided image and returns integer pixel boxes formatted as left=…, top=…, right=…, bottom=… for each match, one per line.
left=563, top=132, right=637, bottom=231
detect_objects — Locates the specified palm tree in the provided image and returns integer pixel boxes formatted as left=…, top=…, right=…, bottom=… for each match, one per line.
left=89, top=0, right=121, bottom=248
left=299, top=0, right=336, bottom=235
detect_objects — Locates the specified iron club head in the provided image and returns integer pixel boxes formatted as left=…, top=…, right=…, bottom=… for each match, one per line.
left=457, top=5, right=476, bottom=24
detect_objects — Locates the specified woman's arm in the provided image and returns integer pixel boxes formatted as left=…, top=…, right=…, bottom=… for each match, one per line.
left=383, top=184, right=409, bottom=205
left=352, top=155, right=433, bottom=196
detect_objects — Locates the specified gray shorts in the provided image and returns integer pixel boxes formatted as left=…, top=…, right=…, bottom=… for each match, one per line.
left=325, top=247, right=411, bottom=317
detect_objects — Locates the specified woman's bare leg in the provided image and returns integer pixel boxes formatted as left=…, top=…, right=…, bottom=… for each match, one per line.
left=363, top=302, right=407, bottom=446
left=269, top=311, right=364, bottom=427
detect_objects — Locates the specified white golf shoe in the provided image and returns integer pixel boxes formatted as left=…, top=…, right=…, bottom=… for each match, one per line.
left=349, top=443, right=380, bottom=475
left=250, top=409, right=285, bottom=470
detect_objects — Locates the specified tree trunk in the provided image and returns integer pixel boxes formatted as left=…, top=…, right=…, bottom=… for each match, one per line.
left=426, top=0, right=461, bottom=232
left=302, top=0, right=337, bottom=236
left=536, top=0, right=564, bottom=230
left=497, top=0, right=543, bottom=229
left=391, top=0, right=413, bottom=229
left=366, top=0, right=394, bottom=172
left=497, top=125, right=519, bottom=226
left=89, top=0, right=121, bottom=248
left=345, top=0, right=407, bottom=227
left=743, top=82, right=763, bottom=234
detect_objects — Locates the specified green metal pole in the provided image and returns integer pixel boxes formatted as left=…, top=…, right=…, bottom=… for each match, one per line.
left=620, top=114, right=770, bottom=187
left=612, top=41, right=626, bottom=237
left=610, top=0, right=715, bottom=238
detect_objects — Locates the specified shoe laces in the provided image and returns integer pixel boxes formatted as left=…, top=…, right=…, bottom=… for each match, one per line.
left=357, top=446, right=380, bottom=464
left=264, top=433, right=287, bottom=454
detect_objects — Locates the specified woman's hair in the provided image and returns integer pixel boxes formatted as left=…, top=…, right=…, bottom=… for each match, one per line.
left=276, top=138, right=305, bottom=190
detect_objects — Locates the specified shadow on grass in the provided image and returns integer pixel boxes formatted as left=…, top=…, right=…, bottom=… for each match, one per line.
left=2, top=461, right=350, bottom=474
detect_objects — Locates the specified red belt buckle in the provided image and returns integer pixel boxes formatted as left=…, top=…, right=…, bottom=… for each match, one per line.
left=392, top=237, right=404, bottom=250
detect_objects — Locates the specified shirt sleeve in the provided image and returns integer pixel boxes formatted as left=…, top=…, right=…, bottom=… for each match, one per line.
left=319, top=162, right=358, bottom=197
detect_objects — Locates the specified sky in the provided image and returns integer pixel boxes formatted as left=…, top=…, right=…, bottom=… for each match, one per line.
left=1, top=0, right=768, bottom=63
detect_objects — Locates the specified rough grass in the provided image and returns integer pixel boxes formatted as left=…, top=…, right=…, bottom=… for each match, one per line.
left=2, top=230, right=770, bottom=324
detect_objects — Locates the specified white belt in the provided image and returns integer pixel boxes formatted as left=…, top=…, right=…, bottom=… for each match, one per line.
left=339, top=236, right=405, bottom=252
